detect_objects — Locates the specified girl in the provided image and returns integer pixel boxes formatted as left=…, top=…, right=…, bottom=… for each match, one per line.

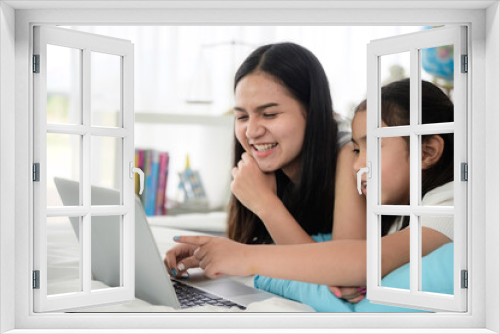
left=172, top=79, right=455, bottom=299
left=164, top=43, right=366, bottom=276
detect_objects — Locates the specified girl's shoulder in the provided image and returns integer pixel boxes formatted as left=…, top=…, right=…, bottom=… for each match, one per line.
left=422, top=181, right=454, bottom=206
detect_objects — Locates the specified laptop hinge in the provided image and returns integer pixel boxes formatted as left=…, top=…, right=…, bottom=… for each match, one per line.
left=33, top=270, right=40, bottom=289
left=33, top=163, right=40, bottom=182
left=461, top=270, right=468, bottom=289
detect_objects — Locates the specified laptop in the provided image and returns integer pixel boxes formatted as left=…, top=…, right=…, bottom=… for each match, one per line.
left=53, top=177, right=277, bottom=310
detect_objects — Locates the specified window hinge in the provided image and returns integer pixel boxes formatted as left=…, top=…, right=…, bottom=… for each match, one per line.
left=461, top=163, right=468, bottom=181
left=461, top=270, right=468, bottom=289
left=33, top=163, right=40, bottom=182
left=461, top=54, right=468, bottom=73
left=33, top=270, right=40, bottom=289
left=33, top=54, right=40, bottom=73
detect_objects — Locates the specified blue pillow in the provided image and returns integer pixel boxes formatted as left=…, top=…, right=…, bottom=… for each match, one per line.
left=254, top=235, right=454, bottom=312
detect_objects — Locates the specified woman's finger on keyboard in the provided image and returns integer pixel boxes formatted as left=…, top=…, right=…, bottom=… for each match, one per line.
left=177, top=256, right=200, bottom=273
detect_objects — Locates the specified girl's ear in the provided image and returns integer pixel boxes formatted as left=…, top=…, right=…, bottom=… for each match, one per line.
left=421, top=135, right=445, bottom=170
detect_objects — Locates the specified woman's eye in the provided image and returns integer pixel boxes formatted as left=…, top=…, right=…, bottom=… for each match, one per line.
left=353, top=148, right=360, bottom=155
left=236, top=115, right=248, bottom=121
left=263, top=113, right=277, bottom=118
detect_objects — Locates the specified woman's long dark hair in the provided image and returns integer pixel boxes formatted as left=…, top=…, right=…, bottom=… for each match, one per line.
left=355, top=79, right=454, bottom=236
left=227, top=42, right=338, bottom=244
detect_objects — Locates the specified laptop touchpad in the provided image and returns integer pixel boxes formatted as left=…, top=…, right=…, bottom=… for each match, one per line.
left=201, top=279, right=263, bottom=297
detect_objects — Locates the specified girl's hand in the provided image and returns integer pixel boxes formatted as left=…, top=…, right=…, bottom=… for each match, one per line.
left=173, top=235, right=252, bottom=279
left=163, top=243, right=200, bottom=278
left=231, top=152, right=277, bottom=216
left=329, top=286, right=366, bottom=304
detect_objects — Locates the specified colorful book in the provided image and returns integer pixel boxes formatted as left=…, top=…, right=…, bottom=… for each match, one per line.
left=145, top=150, right=159, bottom=216
left=135, top=148, right=170, bottom=216
left=155, top=152, right=169, bottom=215
left=134, top=149, right=145, bottom=196
left=141, top=149, right=151, bottom=206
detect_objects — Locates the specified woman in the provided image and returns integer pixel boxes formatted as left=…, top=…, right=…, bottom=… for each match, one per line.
left=164, top=42, right=365, bottom=278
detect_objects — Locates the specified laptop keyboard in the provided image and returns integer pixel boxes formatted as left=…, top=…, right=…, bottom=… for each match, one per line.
left=172, top=279, right=246, bottom=310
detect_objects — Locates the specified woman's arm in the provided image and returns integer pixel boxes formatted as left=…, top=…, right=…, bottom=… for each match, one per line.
left=175, top=226, right=451, bottom=286
left=332, top=142, right=367, bottom=240
left=254, top=197, right=316, bottom=244
left=232, top=153, right=315, bottom=244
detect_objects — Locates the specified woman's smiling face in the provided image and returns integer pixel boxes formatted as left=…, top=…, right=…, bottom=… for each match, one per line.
left=234, top=72, right=307, bottom=182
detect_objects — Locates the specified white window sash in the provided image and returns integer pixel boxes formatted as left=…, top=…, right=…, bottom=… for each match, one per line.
left=33, top=25, right=135, bottom=312
left=366, top=25, right=468, bottom=312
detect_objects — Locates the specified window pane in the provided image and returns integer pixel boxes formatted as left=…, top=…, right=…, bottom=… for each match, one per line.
left=421, top=217, right=454, bottom=295
left=47, top=216, right=82, bottom=295
left=91, top=136, right=122, bottom=205
left=380, top=52, right=410, bottom=127
left=91, top=52, right=121, bottom=128
left=381, top=215, right=410, bottom=291
left=421, top=44, right=455, bottom=123
left=46, top=44, right=81, bottom=125
left=420, top=133, right=454, bottom=205
left=47, top=133, right=81, bottom=207
left=380, top=136, right=410, bottom=206
left=91, top=215, right=122, bottom=289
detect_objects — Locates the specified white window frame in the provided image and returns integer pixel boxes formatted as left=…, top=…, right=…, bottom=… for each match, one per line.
left=365, top=26, right=468, bottom=312
left=1, top=1, right=498, bottom=333
left=33, top=25, right=136, bottom=312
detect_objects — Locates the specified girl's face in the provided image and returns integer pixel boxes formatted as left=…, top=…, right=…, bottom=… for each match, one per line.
left=234, top=72, right=307, bottom=182
left=351, top=110, right=410, bottom=205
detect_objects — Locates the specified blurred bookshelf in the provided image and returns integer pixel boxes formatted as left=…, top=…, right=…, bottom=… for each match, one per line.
left=134, top=112, right=233, bottom=218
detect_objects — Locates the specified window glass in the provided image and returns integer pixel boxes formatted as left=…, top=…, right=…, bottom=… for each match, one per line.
left=380, top=52, right=410, bottom=127
left=46, top=44, right=82, bottom=125
left=91, top=52, right=121, bottom=128
left=380, top=136, right=410, bottom=206
left=381, top=215, right=410, bottom=291
left=47, top=133, right=81, bottom=206
left=91, top=215, right=122, bottom=289
left=47, top=216, right=82, bottom=295
left=91, top=136, right=122, bottom=205
left=421, top=217, right=454, bottom=295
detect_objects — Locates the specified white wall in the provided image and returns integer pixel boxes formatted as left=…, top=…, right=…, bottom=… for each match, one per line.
left=0, top=2, right=16, bottom=333
left=485, top=2, right=500, bottom=332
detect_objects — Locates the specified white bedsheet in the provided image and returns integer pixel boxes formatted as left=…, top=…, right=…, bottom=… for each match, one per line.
left=46, top=219, right=313, bottom=312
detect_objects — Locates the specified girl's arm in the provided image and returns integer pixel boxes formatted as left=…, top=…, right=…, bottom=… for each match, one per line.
left=332, top=142, right=367, bottom=240
left=175, top=226, right=451, bottom=286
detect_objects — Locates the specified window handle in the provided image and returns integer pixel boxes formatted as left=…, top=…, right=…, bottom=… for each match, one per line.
left=357, top=162, right=371, bottom=195
left=129, top=161, right=144, bottom=195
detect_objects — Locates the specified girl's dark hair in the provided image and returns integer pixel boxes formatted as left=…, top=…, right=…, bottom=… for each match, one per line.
left=227, top=42, right=338, bottom=244
left=355, top=78, right=454, bottom=236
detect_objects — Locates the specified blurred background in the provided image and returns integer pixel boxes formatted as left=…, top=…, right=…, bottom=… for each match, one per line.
left=48, top=25, right=454, bottom=216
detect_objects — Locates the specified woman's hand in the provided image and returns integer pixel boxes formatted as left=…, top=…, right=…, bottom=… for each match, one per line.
left=329, top=286, right=366, bottom=304
left=231, top=152, right=278, bottom=216
left=173, top=235, right=252, bottom=279
left=163, top=243, right=200, bottom=278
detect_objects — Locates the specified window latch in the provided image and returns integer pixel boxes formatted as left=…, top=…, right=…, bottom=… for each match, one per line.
left=357, top=162, right=371, bottom=195
left=130, top=162, right=144, bottom=195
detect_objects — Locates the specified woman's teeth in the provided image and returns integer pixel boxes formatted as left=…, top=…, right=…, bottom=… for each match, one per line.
left=253, top=143, right=277, bottom=152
